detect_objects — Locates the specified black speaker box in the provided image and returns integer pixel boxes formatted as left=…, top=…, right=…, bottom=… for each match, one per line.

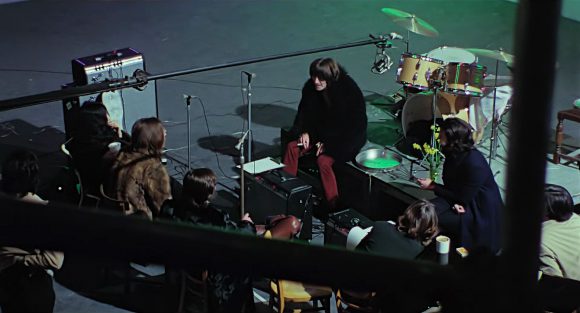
left=244, top=169, right=313, bottom=240
left=324, top=208, right=374, bottom=247
left=63, top=48, right=157, bottom=138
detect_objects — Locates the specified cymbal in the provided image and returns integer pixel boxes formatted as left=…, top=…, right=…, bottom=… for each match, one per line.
left=381, top=8, right=439, bottom=37
left=466, top=48, right=514, bottom=64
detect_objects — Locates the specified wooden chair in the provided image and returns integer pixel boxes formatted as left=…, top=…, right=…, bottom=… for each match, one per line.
left=553, top=108, right=580, bottom=167
left=264, top=231, right=333, bottom=312
left=99, top=184, right=127, bottom=213
left=177, top=268, right=209, bottom=313
left=335, top=289, right=378, bottom=313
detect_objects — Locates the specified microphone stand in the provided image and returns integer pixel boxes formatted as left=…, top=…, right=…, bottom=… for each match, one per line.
left=185, top=95, right=192, bottom=172
left=245, top=74, right=254, bottom=163
left=237, top=130, right=250, bottom=217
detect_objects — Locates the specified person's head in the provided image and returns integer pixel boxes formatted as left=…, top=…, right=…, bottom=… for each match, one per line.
left=543, top=184, right=574, bottom=222
left=182, top=168, right=217, bottom=207
left=1, top=150, right=40, bottom=198
left=130, top=117, right=166, bottom=156
left=397, top=199, right=439, bottom=245
left=76, top=101, right=115, bottom=140
left=309, top=58, right=341, bottom=91
left=439, top=118, right=474, bottom=155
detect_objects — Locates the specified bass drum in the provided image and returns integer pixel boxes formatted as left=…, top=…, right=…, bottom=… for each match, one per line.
left=401, top=92, right=482, bottom=143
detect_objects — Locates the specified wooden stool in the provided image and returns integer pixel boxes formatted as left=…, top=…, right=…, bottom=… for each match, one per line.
left=553, top=108, right=580, bottom=165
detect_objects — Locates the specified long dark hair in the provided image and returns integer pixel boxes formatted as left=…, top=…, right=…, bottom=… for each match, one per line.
left=1, top=149, right=40, bottom=198
left=397, top=199, right=439, bottom=246
left=182, top=168, right=217, bottom=209
left=74, top=101, right=117, bottom=145
left=439, top=118, right=475, bottom=156
left=544, top=184, right=574, bottom=222
left=130, top=117, right=165, bottom=157
left=309, top=58, right=345, bottom=87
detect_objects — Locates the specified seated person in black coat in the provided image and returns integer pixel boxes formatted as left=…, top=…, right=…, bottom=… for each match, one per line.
left=417, top=118, right=503, bottom=254
left=346, top=200, right=439, bottom=313
left=357, top=199, right=439, bottom=259
left=283, top=57, right=367, bottom=209
left=67, top=100, right=129, bottom=196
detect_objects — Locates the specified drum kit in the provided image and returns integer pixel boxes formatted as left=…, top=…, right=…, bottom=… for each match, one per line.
left=356, top=7, right=514, bottom=174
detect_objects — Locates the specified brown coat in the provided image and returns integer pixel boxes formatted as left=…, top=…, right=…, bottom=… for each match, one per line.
left=111, top=150, right=171, bottom=219
left=0, top=194, right=64, bottom=274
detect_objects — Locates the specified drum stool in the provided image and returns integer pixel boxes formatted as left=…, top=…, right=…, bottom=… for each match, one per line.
left=553, top=108, right=580, bottom=166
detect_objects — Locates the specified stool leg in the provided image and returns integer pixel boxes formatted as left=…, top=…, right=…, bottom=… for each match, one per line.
left=553, top=117, right=564, bottom=164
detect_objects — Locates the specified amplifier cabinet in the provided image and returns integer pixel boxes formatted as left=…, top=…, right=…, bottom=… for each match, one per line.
left=244, top=169, right=313, bottom=240
left=324, top=208, right=374, bottom=247
left=63, top=48, right=157, bottom=137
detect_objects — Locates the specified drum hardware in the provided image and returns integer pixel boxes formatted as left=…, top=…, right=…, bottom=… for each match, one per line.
left=466, top=48, right=514, bottom=163
left=369, top=34, right=395, bottom=74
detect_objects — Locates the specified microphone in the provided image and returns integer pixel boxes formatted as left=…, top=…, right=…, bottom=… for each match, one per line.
left=241, top=71, right=256, bottom=83
left=371, top=53, right=393, bottom=74
left=235, top=130, right=250, bottom=150
left=389, top=32, right=404, bottom=40
left=183, top=94, right=198, bottom=100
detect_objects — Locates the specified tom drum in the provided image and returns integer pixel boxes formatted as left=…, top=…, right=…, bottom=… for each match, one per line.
left=396, top=53, right=444, bottom=91
left=443, top=62, right=487, bottom=97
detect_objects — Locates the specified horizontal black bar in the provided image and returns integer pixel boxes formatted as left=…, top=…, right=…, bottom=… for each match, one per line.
left=0, top=38, right=382, bottom=112
left=0, top=195, right=454, bottom=291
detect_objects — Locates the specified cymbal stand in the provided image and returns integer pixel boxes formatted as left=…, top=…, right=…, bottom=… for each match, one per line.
left=406, top=29, right=410, bottom=53
left=488, top=59, right=500, bottom=164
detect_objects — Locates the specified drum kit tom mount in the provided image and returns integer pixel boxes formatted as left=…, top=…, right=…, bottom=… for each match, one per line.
left=356, top=7, right=514, bottom=175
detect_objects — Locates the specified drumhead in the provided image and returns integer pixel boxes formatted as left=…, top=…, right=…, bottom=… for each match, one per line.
left=426, top=46, right=475, bottom=64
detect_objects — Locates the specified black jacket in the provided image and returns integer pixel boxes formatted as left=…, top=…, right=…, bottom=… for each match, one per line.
left=292, top=72, right=367, bottom=163
left=434, top=148, right=503, bottom=253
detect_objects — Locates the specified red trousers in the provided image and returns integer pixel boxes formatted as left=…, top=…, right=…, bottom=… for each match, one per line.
left=282, top=140, right=338, bottom=204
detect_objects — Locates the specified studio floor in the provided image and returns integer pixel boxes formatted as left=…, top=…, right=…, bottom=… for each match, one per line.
left=1, top=1, right=579, bottom=312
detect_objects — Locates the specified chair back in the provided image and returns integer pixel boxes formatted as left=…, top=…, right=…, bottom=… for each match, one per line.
left=177, top=268, right=208, bottom=313
left=336, top=289, right=378, bottom=313
left=99, top=184, right=128, bottom=213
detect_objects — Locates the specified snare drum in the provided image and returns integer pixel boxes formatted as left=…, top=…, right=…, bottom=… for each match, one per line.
left=443, top=62, right=487, bottom=97
left=396, top=53, right=444, bottom=91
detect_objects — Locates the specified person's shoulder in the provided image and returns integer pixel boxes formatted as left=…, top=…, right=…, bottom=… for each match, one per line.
left=370, top=221, right=397, bottom=234
left=302, top=79, right=314, bottom=91
left=463, top=148, right=487, bottom=164
left=338, top=73, right=359, bottom=88
left=20, top=193, right=48, bottom=205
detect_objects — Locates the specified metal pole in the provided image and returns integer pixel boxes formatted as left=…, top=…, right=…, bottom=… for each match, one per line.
left=246, top=78, right=253, bottom=163
left=0, top=38, right=385, bottom=111
left=186, top=96, right=192, bottom=171
left=488, top=59, right=500, bottom=164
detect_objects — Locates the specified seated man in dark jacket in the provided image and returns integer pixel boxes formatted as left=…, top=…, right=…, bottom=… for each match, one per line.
left=283, top=57, right=367, bottom=210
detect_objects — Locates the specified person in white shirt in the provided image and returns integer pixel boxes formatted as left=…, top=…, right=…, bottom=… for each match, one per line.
left=539, top=184, right=580, bottom=281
